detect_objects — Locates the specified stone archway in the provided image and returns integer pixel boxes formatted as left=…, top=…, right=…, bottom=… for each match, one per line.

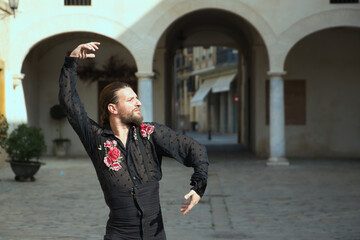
left=145, top=0, right=275, bottom=69
left=283, top=27, right=360, bottom=157
left=9, top=14, right=142, bottom=75
left=21, top=32, right=137, bottom=156
left=153, top=8, right=269, bottom=151
left=271, top=9, right=360, bottom=73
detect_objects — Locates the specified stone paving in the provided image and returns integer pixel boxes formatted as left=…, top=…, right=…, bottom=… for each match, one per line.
left=0, top=151, right=360, bottom=240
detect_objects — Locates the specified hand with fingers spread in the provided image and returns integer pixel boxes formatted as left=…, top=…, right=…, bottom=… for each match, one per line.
left=180, top=190, right=201, bottom=215
left=69, top=42, right=101, bottom=59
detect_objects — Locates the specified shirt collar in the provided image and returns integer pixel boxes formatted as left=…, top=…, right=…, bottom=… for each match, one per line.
left=103, top=124, right=114, bottom=136
left=102, top=123, right=138, bottom=136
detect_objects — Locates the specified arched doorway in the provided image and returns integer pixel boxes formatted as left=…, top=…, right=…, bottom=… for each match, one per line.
left=284, top=27, right=360, bottom=157
left=21, top=32, right=137, bottom=156
left=154, top=9, right=268, bottom=151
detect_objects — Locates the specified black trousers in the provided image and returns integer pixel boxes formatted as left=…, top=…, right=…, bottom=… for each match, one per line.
left=104, top=181, right=166, bottom=240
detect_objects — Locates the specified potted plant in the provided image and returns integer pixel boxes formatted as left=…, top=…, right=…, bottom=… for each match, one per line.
left=50, top=104, right=70, bottom=157
left=2, top=123, right=46, bottom=181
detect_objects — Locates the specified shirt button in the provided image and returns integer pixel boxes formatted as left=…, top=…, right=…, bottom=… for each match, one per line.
left=133, top=177, right=136, bottom=180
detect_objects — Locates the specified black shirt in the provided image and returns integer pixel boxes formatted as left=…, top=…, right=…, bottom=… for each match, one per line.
left=58, top=57, right=208, bottom=198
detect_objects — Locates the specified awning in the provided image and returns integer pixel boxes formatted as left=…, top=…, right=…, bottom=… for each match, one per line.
left=212, top=73, right=236, bottom=93
left=190, top=78, right=217, bottom=106
left=190, top=73, right=237, bottom=106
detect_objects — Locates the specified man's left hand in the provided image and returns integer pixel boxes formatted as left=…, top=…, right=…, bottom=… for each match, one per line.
left=180, top=190, right=201, bottom=215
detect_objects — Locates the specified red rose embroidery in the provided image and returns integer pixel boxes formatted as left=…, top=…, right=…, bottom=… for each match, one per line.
left=104, top=140, right=112, bottom=148
left=112, top=162, right=122, bottom=171
left=140, top=129, right=147, bottom=138
left=104, top=157, right=112, bottom=167
left=140, top=123, right=155, bottom=140
left=146, top=125, right=154, bottom=135
left=108, top=147, right=120, bottom=162
left=102, top=140, right=123, bottom=171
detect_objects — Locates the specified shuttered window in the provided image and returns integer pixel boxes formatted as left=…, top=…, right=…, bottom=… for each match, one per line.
left=65, top=0, right=91, bottom=6
left=330, top=0, right=358, bottom=3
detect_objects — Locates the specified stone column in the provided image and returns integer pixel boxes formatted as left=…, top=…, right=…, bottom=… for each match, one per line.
left=267, top=72, right=289, bottom=166
left=8, top=73, right=27, bottom=131
left=135, top=72, right=154, bottom=122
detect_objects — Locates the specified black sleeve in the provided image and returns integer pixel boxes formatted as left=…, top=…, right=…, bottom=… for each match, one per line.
left=58, top=57, right=100, bottom=157
left=151, top=122, right=209, bottom=197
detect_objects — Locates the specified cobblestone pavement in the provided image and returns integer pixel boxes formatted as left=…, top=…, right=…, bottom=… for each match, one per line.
left=0, top=151, right=360, bottom=240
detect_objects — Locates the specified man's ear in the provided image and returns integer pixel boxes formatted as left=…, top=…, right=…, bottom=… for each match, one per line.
left=108, top=103, right=118, bottom=114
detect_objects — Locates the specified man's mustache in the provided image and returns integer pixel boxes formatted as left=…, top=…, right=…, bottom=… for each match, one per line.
left=133, top=107, right=141, bottom=113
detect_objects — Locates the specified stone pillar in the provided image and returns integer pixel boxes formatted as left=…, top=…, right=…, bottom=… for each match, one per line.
left=267, top=72, right=289, bottom=166
left=8, top=73, right=27, bottom=131
left=135, top=72, right=154, bottom=122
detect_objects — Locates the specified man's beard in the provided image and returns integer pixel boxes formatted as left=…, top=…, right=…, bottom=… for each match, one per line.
left=120, top=109, right=143, bottom=126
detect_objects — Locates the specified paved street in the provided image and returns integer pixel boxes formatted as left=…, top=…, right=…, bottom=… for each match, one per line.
left=0, top=150, right=360, bottom=240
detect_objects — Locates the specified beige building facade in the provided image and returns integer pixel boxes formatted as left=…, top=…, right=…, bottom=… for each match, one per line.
left=0, top=0, right=359, bottom=163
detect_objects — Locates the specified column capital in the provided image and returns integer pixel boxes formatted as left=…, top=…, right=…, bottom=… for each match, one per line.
left=12, top=73, right=25, bottom=80
left=12, top=73, right=25, bottom=89
left=267, top=71, right=287, bottom=77
left=135, top=72, right=155, bottom=79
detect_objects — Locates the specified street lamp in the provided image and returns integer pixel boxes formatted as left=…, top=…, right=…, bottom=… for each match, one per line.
left=8, top=0, right=19, bottom=17
left=0, top=0, right=19, bottom=17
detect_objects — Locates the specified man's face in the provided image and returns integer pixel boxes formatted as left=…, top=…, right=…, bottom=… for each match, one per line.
left=115, top=87, right=143, bottom=126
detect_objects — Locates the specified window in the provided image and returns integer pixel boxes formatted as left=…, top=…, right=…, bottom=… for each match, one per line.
left=330, top=0, right=358, bottom=3
left=189, top=60, right=193, bottom=71
left=216, top=47, right=238, bottom=65
left=187, top=76, right=195, bottom=93
left=175, top=56, right=180, bottom=68
left=65, top=0, right=91, bottom=6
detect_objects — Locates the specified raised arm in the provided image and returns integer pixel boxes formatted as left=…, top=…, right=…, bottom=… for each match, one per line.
left=58, top=42, right=101, bottom=155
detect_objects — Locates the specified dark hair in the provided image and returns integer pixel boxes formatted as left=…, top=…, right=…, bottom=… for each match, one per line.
left=99, top=82, right=132, bottom=127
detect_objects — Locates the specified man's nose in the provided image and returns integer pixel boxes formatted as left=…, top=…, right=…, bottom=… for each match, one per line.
left=136, top=98, right=142, bottom=106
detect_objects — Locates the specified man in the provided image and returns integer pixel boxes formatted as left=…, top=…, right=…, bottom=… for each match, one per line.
left=58, top=42, right=209, bottom=240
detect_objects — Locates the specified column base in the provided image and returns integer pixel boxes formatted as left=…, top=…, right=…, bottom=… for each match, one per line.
left=266, top=157, right=289, bottom=166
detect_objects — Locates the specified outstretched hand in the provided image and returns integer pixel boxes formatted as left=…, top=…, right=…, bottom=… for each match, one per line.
left=180, top=190, right=201, bottom=215
left=69, top=42, right=100, bottom=59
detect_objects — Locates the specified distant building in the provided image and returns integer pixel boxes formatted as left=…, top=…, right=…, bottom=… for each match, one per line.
left=174, top=47, right=239, bottom=137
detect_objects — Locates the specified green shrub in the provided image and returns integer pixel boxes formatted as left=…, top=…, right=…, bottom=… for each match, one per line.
left=0, top=114, right=8, bottom=153
left=3, top=124, right=46, bottom=162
